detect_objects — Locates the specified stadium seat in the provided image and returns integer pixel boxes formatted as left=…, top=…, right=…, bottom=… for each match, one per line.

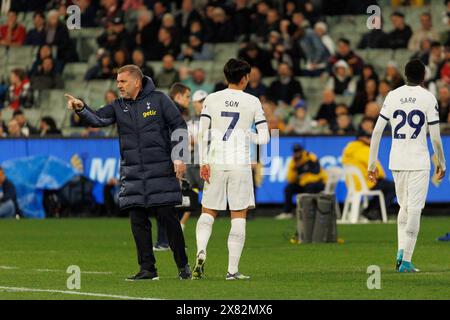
left=341, top=164, right=388, bottom=224
left=7, top=46, right=38, bottom=71
left=63, top=62, right=89, bottom=81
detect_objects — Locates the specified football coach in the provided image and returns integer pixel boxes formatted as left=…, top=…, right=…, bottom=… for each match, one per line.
left=64, top=65, right=191, bottom=280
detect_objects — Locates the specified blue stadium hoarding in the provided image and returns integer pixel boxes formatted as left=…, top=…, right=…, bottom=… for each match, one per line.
left=0, top=136, right=449, bottom=206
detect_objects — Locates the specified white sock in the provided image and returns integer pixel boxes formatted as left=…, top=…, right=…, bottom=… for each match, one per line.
left=397, top=207, right=408, bottom=252
left=227, top=218, right=246, bottom=274
left=403, top=209, right=422, bottom=262
left=180, top=223, right=185, bottom=232
left=196, top=213, right=215, bottom=259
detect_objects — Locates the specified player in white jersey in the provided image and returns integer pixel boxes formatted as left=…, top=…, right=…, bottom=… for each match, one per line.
left=192, top=59, right=270, bottom=280
left=368, top=59, right=446, bottom=273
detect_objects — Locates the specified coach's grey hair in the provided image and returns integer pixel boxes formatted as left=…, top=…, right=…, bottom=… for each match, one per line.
left=117, top=65, right=144, bottom=80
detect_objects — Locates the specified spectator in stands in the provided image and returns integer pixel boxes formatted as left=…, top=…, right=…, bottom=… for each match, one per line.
left=182, top=68, right=213, bottom=93
left=408, top=12, right=440, bottom=52
left=364, top=101, right=381, bottom=120
left=121, top=0, right=147, bottom=11
left=155, top=54, right=179, bottom=88
left=84, top=52, right=115, bottom=80
left=131, top=49, right=154, bottom=78
left=326, top=59, right=356, bottom=96
left=386, top=11, right=412, bottom=49
left=333, top=114, right=355, bottom=135
left=376, top=79, right=392, bottom=106
left=277, top=143, right=326, bottom=219
left=437, top=46, right=450, bottom=85
left=421, top=41, right=444, bottom=80
left=315, top=89, right=337, bottom=127
left=383, top=61, right=405, bottom=89
left=45, top=9, right=78, bottom=63
left=251, top=0, right=270, bottom=33
left=244, top=67, right=267, bottom=101
left=267, top=31, right=295, bottom=71
left=284, top=99, right=313, bottom=135
left=0, top=166, right=20, bottom=218
left=232, top=0, right=252, bottom=41
left=238, top=42, right=275, bottom=77
left=328, top=38, right=364, bottom=75
left=0, top=124, right=5, bottom=138
left=300, top=22, right=332, bottom=77
left=13, top=110, right=38, bottom=137
left=342, top=123, right=396, bottom=220
left=6, top=69, right=33, bottom=111
left=255, top=8, right=280, bottom=42
left=25, top=11, right=46, bottom=46
left=96, top=0, right=123, bottom=27
left=70, top=112, right=84, bottom=127
left=131, top=9, right=159, bottom=59
left=314, top=21, right=335, bottom=55
left=7, top=118, right=23, bottom=137
left=77, top=0, right=98, bottom=28
left=111, top=48, right=130, bottom=75
left=297, top=0, right=321, bottom=26
left=175, top=0, right=202, bottom=42
left=213, top=77, right=228, bottom=92
left=148, top=27, right=180, bottom=60
left=267, top=62, right=304, bottom=105
left=30, top=57, right=64, bottom=90
left=358, top=15, right=388, bottom=49
left=350, top=78, right=377, bottom=115
left=188, top=19, right=205, bottom=42
left=97, top=15, right=130, bottom=54
left=152, top=0, right=169, bottom=27
left=177, top=34, right=213, bottom=61
left=0, top=11, right=26, bottom=47
left=356, top=64, right=379, bottom=93
left=205, top=6, right=235, bottom=43
left=0, top=81, right=8, bottom=110
left=39, top=116, right=61, bottom=136
left=30, top=44, right=63, bottom=76
left=161, top=13, right=181, bottom=47
left=438, top=85, right=450, bottom=123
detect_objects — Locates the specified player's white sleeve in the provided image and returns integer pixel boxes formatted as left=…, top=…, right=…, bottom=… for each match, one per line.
left=250, top=101, right=270, bottom=145
left=429, top=122, right=446, bottom=171
left=368, top=116, right=388, bottom=172
left=198, top=101, right=211, bottom=165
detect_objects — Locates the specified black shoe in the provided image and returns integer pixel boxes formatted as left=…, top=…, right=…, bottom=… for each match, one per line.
left=179, top=264, right=192, bottom=280
left=126, top=269, right=159, bottom=281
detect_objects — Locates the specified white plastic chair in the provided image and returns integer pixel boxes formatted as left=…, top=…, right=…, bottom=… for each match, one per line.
left=341, top=165, right=388, bottom=223
left=324, top=167, right=344, bottom=219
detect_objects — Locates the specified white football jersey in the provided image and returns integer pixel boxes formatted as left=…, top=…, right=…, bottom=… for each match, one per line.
left=380, top=85, right=440, bottom=171
left=200, top=88, right=266, bottom=170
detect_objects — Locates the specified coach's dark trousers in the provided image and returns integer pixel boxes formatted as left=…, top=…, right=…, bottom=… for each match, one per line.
left=128, top=205, right=188, bottom=272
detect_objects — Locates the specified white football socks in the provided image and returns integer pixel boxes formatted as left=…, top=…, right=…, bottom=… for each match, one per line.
left=196, top=213, right=215, bottom=260
left=397, top=207, right=408, bottom=252
left=227, top=218, right=246, bottom=274
left=403, top=209, right=422, bottom=262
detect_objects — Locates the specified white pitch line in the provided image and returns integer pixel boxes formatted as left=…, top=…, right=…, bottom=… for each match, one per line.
left=0, top=266, right=19, bottom=270
left=0, top=286, right=160, bottom=300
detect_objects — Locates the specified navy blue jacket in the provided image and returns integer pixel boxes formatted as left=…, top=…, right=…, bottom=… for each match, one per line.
left=76, top=76, right=187, bottom=210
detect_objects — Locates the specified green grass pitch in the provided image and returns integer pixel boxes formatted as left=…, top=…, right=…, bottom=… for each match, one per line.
left=0, top=217, right=449, bottom=300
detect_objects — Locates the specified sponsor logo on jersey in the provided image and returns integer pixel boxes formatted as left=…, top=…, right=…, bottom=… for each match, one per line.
left=143, top=110, right=157, bottom=118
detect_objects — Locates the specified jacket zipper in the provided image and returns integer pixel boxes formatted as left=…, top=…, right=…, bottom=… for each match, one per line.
left=132, top=101, right=147, bottom=205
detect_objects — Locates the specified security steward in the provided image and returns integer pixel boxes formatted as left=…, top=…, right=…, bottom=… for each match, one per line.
left=64, top=65, right=191, bottom=280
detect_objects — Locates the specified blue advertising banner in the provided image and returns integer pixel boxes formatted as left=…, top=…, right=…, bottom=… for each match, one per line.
left=1, top=136, right=449, bottom=207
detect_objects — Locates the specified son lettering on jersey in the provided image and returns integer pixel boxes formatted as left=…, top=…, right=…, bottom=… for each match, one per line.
left=225, top=100, right=239, bottom=108
left=400, top=97, right=416, bottom=104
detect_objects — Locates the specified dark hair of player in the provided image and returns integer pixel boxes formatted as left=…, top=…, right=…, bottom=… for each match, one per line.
left=169, top=82, right=191, bottom=100
left=223, top=58, right=251, bottom=85
left=405, top=59, right=425, bottom=85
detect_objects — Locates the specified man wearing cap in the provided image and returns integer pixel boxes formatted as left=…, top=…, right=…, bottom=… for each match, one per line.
left=342, top=120, right=396, bottom=220
left=97, top=14, right=130, bottom=53
left=276, top=144, right=327, bottom=219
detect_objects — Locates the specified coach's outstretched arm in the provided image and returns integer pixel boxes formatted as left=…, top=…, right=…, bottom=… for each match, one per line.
left=65, top=93, right=116, bottom=127
left=429, top=123, right=446, bottom=179
left=368, top=116, right=388, bottom=182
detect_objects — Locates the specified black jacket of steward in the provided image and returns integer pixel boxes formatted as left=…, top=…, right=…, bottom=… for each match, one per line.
left=76, top=76, right=187, bottom=210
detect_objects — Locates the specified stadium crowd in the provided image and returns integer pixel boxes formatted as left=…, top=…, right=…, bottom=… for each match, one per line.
left=0, top=0, right=450, bottom=139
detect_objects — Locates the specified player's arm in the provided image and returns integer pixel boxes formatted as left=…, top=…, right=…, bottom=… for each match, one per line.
left=368, top=115, right=388, bottom=183
left=428, top=100, right=446, bottom=180
left=198, top=99, right=211, bottom=183
left=65, top=93, right=116, bottom=127
left=251, top=100, right=270, bottom=145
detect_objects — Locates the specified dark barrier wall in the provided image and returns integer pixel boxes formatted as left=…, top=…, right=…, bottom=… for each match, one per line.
left=0, top=136, right=449, bottom=203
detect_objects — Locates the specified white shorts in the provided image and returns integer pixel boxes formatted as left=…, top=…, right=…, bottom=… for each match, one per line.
left=201, top=169, right=255, bottom=211
left=392, top=170, right=430, bottom=211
